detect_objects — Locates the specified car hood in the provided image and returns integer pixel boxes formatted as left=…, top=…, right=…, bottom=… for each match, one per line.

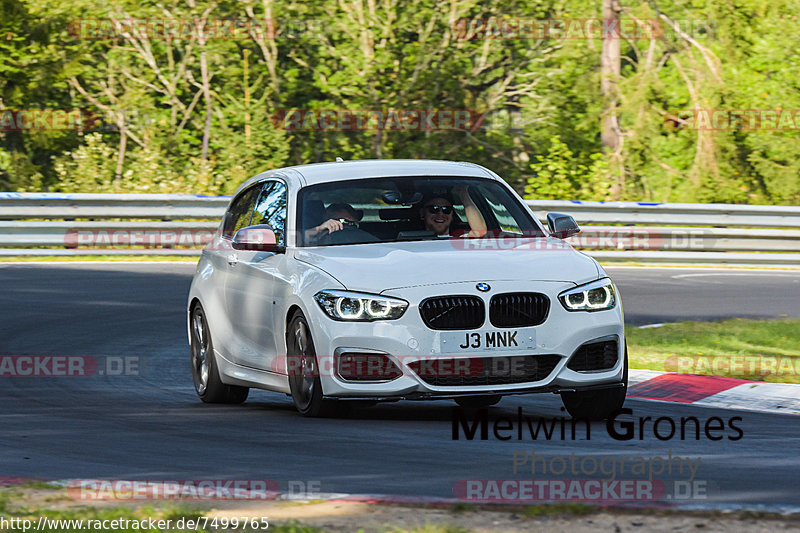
left=293, top=238, right=600, bottom=291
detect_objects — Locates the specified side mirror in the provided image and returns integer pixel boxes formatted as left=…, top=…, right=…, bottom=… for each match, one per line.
left=546, top=212, right=581, bottom=239
left=232, top=225, right=284, bottom=252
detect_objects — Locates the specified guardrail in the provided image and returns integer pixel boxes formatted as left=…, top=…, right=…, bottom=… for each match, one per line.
left=0, top=193, right=798, bottom=266
left=0, top=192, right=228, bottom=219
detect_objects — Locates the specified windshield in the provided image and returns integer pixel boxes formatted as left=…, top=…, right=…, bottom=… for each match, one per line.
left=298, top=176, right=544, bottom=247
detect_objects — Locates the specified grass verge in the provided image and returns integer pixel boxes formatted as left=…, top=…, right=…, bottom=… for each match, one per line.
left=626, top=318, right=800, bottom=383
left=1, top=487, right=798, bottom=532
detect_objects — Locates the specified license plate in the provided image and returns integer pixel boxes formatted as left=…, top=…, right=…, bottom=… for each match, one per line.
left=440, top=329, right=536, bottom=352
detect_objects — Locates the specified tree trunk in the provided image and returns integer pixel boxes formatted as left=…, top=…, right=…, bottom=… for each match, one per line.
left=244, top=49, right=251, bottom=148
left=200, top=48, right=212, bottom=160
left=601, top=0, right=622, bottom=153
left=115, top=117, right=127, bottom=181
left=601, top=0, right=623, bottom=198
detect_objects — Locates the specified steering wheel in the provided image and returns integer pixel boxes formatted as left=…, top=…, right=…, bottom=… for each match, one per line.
left=315, top=226, right=337, bottom=245
left=317, top=225, right=379, bottom=245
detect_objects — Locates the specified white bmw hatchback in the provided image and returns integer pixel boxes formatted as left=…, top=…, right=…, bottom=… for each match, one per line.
left=187, top=159, right=627, bottom=418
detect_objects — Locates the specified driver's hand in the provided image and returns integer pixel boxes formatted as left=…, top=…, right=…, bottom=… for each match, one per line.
left=315, top=218, right=344, bottom=235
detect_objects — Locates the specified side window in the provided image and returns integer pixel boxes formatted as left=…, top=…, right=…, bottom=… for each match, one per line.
left=477, top=184, right=526, bottom=234
left=252, top=181, right=288, bottom=246
left=221, top=186, right=260, bottom=239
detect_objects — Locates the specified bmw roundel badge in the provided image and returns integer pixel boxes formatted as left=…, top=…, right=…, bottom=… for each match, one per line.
left=476, top=282, right=491, bottom=292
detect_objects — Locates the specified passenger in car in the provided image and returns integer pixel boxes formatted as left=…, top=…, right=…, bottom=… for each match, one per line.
left=304, top=203, right=363, bottom=243
left=419, top=185, right=487, bottom=238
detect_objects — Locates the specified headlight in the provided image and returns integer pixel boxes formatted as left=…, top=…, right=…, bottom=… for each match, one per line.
left=314, top=290, right=408, bottom=321
left=558, top=279, right=616, bottom=312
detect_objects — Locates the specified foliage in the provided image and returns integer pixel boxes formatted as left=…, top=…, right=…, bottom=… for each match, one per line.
left=524, top=136, right=612, bottom=200
left=0, top=0, right=798, bottom=203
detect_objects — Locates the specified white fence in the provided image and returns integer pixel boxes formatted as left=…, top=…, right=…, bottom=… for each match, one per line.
left=0, top=193, right=798, bottom=266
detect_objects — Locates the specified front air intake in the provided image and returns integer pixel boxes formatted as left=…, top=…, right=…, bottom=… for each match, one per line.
left=408, top=355, right=561, bottom=386
left=419, top=295, right=485, bottom=330
left=489, top=292, right=550, bottom=327
left=567, top=337, right=619, bottom=372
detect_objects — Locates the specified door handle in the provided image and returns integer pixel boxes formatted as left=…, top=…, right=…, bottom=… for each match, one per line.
left=227, top=254, right=238, bottom=266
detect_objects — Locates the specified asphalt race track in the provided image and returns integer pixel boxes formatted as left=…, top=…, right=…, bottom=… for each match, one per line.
left=1, top=263, right=799, bottom=509
left=610, top=267, right=800, bottom=325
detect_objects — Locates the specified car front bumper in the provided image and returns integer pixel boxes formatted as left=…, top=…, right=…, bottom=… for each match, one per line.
left=303, top=280, right=626, bottom=399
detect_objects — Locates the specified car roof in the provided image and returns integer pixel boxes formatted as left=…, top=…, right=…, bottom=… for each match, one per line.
left=236, top=159, right=499, bottom=195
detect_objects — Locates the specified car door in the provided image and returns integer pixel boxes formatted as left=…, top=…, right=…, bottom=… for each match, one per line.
left=202, top=184, right=261, bottom=365
left=223, top=179, right=289, bottom=371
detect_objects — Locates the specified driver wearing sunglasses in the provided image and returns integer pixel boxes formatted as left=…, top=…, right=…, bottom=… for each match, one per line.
left=419, top=185, right=487, bottom=237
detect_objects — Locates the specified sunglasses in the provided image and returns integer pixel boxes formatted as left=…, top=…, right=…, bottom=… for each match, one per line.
left=425, top=205, right=453, bottom=215
left=337, top=218, right=359, bottom=228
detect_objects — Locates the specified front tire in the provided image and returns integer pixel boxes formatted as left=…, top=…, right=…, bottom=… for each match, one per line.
left=190, top=304, right=249, bottom=404
left=560, top=346, right=628, bottom=420
left=287, top=312, right=337, bottom=417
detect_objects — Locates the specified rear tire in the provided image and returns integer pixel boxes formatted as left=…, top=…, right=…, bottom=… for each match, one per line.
left=455, top=395, right=502, bottom=409
left=560, top=345, right=628, bottom=420
left=287, top=311, right=338, bottom=417
left=190, top=304, right=249, bottom=404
